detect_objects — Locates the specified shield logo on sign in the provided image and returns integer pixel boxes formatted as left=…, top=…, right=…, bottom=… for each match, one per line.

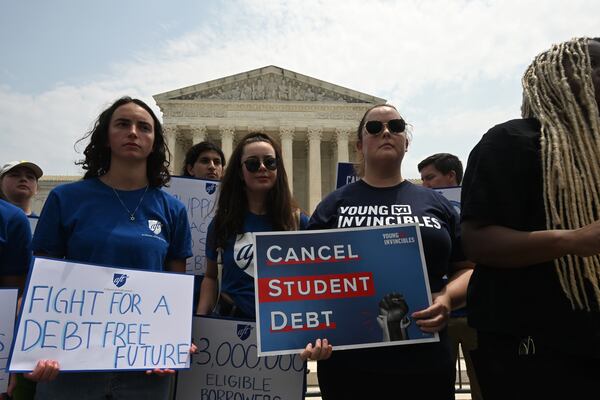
left=205, top=183, right=217, bottom=195
left=113, top=274, right=128, bottom=288
left=237, top=324, right=253, bottom=341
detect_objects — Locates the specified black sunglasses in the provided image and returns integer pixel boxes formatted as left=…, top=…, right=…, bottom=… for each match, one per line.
left=243, top=157, right=277, bottom=172
left=364, top=119, right=406, bottom=135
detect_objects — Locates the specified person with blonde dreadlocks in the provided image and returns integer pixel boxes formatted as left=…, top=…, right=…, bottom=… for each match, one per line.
left=461, top=37, right=600, bottom=400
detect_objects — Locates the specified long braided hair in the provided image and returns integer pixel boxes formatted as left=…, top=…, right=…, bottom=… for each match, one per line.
left=522, top=37, right=600, bottom=310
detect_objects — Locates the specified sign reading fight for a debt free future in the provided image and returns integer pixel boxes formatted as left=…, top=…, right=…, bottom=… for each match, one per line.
left=163, top=176, right=219, bottom=276
left=254, top=224, right=437, bottom=356
left=176, top=316, right=305, bottom=400
left=8, top=258, right=194, bottom=372
left=0, top=289, right=18, bottom=393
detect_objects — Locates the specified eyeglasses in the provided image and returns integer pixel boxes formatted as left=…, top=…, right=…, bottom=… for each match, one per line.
left=243, top=156, right=277, bottom=172
left=364, top=119, right=406, bottom=135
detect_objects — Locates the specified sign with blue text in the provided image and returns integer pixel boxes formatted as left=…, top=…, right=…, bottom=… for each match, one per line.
left=176, top=316, right=305, bottom=400
left=8, top=257, right=194, bottom=372
left=0, top=289, right=18, bottom=392
left=335, top=162, right=359, bottom=189
left=253, top=224, right=437, bottom=356
left=163, top=176, right=219, bottom=276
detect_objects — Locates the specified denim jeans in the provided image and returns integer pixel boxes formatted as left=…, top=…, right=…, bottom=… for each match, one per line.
left=35, top=371, right=172, bottom=400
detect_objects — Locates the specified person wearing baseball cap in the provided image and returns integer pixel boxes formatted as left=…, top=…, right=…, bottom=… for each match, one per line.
left=0, top=161, right=43, bottom=216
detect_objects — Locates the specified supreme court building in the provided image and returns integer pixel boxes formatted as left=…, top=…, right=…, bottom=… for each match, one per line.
left=34, top=66, right=386, bottom=214
left=154, top=65, right=385, bottom=212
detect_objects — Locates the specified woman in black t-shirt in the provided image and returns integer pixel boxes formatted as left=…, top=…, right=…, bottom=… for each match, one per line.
left=309, top=104, right=473, bottom=399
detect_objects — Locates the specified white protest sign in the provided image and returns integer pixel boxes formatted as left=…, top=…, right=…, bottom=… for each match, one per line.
left=435, top=186, right=461, bottom=214
left=28, top=216, right=38, bottom=235
left=0, top=289, right=18, bottom=393
left=9, top=257, right=194, bottom=372
left=163, top=177, right=219, bottom=276
left=176, top=316, right=305, bottom=400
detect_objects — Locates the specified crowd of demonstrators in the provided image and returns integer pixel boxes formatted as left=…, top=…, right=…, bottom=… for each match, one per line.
left=181, top=141, right=226, bottom=309
left=461, top=37, right=600, bottom=400
left=27, top=96, right=193, bottom=400
left=419, top=153, right=482, bottom=400
left=308, top=104, right=473, bottom=399
left=4, top=36, right=600, bottom=400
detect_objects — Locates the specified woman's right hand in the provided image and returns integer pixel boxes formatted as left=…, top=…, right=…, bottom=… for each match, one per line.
left=24, top=359, right=60, bottom=382
left=300, top=338, right=332, bottom=361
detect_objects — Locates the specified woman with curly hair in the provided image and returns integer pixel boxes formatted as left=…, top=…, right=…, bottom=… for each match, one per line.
left=29, top=96, right=192, bottom=399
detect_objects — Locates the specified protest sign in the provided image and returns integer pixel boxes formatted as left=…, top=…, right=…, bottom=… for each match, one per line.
left=28, top=215, right=38, bottom=234
left=254, top=224, right=437, bottom=356
left=434, top=186, right=461, bottom=214
left=163, top=176, right=219, bottom=276
left=0, top=289, right=18, bottom=392
left=176, top=316, right=305, bottom=400
left=335, top=162, right=359, bottom=189
left=9, top=257, right=194, bottom=372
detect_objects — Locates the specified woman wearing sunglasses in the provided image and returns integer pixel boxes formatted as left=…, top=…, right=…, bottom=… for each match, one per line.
left=308, top=104, right=473, bottom=399
left=197, top=132, right=332, bottom=361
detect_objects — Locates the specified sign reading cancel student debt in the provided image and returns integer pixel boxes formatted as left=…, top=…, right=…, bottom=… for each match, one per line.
left=254, top=224, right=437, bottom=356
left=1, top=289, right=18, bottom=392
left=8, top=257, right=194, bottom=372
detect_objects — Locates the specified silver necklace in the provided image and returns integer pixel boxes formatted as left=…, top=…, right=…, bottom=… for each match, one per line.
left=111, top=185, right=149, bottom=221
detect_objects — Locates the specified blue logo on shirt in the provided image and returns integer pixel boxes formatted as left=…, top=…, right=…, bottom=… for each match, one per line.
left=205, top=183, right=217, bottom=195
left=237, top=324, right=253, bottom=341
left=113, top=274, right=129, bottom=288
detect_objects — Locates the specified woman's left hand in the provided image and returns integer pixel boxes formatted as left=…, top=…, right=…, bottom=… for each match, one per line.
left=411, top=292, right=451, bottom=333
left=145, top=343, right=198, bottom=375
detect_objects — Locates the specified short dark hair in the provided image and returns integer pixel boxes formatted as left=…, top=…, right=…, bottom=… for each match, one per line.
left=75, top=96, right=170, bottom=187
left=182, top=141, right=226, bottom=176
left=417, top=153, right=463, bottom=185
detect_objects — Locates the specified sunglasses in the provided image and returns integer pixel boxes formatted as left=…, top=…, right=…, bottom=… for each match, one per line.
left=243, top=156, right=278, bottom=172
left=364, top=119, right=406, bottom=135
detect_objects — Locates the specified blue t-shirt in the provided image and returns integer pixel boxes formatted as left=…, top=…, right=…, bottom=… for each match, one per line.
left=308, top=179, right=464, bottom=373
left=0, top=199, right=32, bottom=276
left=32, top=178, right=192, bottom=271
left=206, top=211, right=309, bottom=319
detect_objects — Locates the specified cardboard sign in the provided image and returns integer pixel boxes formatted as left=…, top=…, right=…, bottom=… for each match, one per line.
left=0, top=289, right=18, bottom=392
left=163, top=176, right=219, bottom=276
left=434, top=186, right=461, bottom=214
left=176, top=316, right=305, bottom=400
left=9, top=257, right=194, bottom=372
left=254, top=224, right=437, bottom=356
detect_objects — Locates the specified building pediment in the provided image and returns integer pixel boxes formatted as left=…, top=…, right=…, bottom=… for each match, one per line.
left=154, top=65, right=384, bottom=104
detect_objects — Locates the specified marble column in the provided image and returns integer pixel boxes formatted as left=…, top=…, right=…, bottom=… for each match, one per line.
left=280, top=127, right=295, bottom=192
left=335, top=128, right=350, bottom=164
left=191, top=126, right=207, bottom=145
left=307, top=127, right=323, bottom=213
left=164, top=125, right=178, bottom=173
left=220, top=126, right=235, bottom=161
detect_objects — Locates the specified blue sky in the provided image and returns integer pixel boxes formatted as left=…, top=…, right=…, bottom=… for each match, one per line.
left=1, top=0, right=599, bottom=178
